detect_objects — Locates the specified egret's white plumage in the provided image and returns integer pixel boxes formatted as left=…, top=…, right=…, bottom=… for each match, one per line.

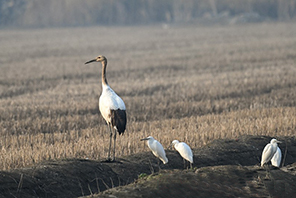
left=261, top=138, right=281, bottom=167
left=141, top=136, right=168, bottom=164
left=171, top=140, right=193, bottom=164
left=85, top=55, right=126, bottom=161
left=271, top=146, right=282, bottom=168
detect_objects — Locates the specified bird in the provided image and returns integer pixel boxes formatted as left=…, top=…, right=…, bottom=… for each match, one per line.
left=261, top=138, right=281, bottom=167
left=85, top=55, right=126, bottom=162
left=141, top=136, right=168, bottom=164
left=171, top=140, right=193, bottom=168
left=271, top=146, right=282, bottom=168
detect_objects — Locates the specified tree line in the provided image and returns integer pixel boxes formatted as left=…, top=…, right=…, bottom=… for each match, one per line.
left=0, top=0, right=295, bottom=27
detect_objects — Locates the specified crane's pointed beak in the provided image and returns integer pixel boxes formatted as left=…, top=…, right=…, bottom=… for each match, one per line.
left=85, top=59, right=97, bottom=64
left=140, top=138, right=149, bottom=141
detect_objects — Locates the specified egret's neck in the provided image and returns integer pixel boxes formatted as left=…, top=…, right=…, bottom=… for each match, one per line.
left=101, top=60, right=108, bottom=86
left=148, top=139, right=153, bottom=145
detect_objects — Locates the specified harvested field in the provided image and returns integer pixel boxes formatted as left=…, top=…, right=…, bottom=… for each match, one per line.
left=0, top=22, right=296, bottom=197
left=0, top=136, right=295, bottom=197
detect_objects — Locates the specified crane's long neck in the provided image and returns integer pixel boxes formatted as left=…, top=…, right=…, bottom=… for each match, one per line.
left=101, top=60, right=108, bottom=86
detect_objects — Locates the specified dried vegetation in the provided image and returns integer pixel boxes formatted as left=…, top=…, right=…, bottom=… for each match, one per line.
left=0, top=22, right=296, bottom=170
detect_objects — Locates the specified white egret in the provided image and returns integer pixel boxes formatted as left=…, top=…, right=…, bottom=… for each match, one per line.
left=261, top=138, right=281, bottom=167
left=171, top=140, right=193, bottom=168
left=141, top=136, right=168, bottom=164
left=271, top=146, right=282, bottom=168
left=85, top=55, right=127, bottom=162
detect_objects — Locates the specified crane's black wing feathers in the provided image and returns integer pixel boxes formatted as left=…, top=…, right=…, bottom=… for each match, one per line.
left=111, top=109, right=126, bottom=135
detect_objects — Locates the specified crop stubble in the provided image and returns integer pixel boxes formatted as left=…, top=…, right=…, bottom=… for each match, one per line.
left=0, top=23, right=296, bottom=170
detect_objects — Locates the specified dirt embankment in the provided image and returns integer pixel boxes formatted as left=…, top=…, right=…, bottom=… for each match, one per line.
left=0, top=135, right=295, bottom=198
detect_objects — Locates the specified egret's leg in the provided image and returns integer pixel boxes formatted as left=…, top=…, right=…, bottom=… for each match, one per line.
left=264, top=164, right=272, bottom=179
left=157, top=159, right=161, bottom=172
left=148, top=159, right=154, bottom=174
left=108, top=126, right=113, bottom=161
left=112, top=129, right=117, bottom=161
left=190, top=162, right=193, bottom=169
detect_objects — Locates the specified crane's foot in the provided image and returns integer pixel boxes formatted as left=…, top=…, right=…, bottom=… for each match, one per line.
left=101, top=158, right=123, bottom=164
left=101, top=157, right=112, bottom=163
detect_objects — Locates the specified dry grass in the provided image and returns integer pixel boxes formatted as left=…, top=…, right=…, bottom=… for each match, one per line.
left=0, top=22, right=296, bottom=170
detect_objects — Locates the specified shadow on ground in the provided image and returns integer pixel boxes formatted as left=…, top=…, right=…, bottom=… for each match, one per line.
left=0, top=135, right=295, bottom=197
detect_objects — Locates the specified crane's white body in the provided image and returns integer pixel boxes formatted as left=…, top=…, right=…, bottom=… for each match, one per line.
left=99, top=84, right=126, bottom=128
left=142, top=136, right=168, bottom=164
left=271, top=146, right=282, bottom=167
left=261, top=138, right=281, bottom=167
left=172, top=140, right=193, bottom=164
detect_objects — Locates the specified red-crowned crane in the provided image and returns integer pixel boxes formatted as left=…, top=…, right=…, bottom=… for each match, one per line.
left=85, top=55, right=126, bottom=162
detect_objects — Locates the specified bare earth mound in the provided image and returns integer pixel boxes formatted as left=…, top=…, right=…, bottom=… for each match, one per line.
left=0, top=135, right=295, bottom=198
left=97, top=164, right=296, bottom=198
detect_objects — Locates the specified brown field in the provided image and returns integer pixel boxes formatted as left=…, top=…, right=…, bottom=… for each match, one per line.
left=0, top=22, right=296, bottom=171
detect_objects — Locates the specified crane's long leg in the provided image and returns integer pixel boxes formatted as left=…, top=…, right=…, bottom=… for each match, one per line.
left=108, top=125, right=113, bottom=161
left=112, top=129, right=117, bottom=161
